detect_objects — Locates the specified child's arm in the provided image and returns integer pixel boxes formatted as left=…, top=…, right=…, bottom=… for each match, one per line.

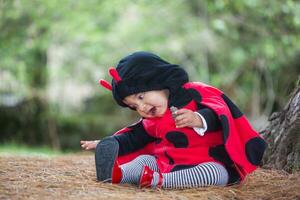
left=80, top=120, right=156, bottom=153
left=174, top=108, right=221, bottom=132
left=80, top=140, right=100, bottom=150
left=113, top=120, right=157, bottom=156
left=174, top=109, right=203, bottom=128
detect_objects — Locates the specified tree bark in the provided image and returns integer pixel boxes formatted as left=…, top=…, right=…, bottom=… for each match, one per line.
left=261, top=83, right=300, bottom=172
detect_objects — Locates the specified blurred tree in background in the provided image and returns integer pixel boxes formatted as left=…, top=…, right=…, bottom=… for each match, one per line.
left=0, top=0, right=299, bottom=151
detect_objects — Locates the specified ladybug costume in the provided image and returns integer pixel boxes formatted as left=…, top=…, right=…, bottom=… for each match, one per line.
left=98, top=52, right=266, bottom=184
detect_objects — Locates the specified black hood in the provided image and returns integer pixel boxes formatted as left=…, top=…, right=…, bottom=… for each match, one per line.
left=111, top=51, right=189, bottom=107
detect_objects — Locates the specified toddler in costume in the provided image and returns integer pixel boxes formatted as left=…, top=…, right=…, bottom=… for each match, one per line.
left=81, top=51, right=266, bottom=189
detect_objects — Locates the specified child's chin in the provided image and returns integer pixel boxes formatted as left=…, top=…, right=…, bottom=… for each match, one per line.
left=145, top=113, right=161, bottom=118
left=147, top=114, right=158, bottom=118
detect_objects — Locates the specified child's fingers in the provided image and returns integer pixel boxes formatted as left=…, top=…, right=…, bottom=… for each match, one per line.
left=176, top=122, right=189, bottom=128
left=175, top=112, right=191, bottom=123
left=80, top=140, right=88, bottom=145
left=175, top=109, right=189, bottom=115
left=174, top=114, right=185, bottom=122
left=81, top=144, right=90, bottom=150
left=176, top=121, right=190, bottom=127
left=81, top=140, right=99, bottom=150
left=175, top=112, right=194, bottom=128
left=174, top=109, right=192, bottom=121
left=81, top=141, right=91, bottom=150
left=175, top=118, right=191, bottom=128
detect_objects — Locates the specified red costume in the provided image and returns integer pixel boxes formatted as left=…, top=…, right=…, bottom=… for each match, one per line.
left=112, top=82, right=266, bottom=184
left=98, top=52, right=266, bottom=184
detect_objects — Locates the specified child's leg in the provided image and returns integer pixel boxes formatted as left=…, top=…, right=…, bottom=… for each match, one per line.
left=120, top=154, right=158, bottom=185
left=95, top=136, right=119, bottom=182
left=162, top=162, right=228, bottom=189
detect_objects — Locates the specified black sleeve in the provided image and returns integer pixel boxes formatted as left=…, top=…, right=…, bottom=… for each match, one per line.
left=113, top=121, right=157, bottom=156
left=197, top=108, right=221, bottom=132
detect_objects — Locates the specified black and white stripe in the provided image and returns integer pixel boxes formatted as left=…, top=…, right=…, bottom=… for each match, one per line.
left=120, top=154, right=228, bottom=188
left=163, top=162, right=228, bottom=189
left=120, top=155, right=158, bottom=184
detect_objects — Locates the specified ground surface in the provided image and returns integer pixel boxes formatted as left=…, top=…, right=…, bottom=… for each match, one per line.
left=0, top=154, right=299, bottom=200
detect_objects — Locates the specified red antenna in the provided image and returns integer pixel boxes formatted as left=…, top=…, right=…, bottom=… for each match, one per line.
left=99, top=79, right=112, bottom=91
left=109, top=67, right=121, bottom=83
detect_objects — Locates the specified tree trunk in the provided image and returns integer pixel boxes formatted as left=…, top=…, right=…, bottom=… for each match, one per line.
left=261, top=83, right=300, bottom=172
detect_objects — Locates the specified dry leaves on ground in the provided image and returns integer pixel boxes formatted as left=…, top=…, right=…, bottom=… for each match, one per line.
left=0, top=154, right=299, bottom=200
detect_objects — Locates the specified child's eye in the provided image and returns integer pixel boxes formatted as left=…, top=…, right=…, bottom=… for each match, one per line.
left=138, top=93, right=144, bottom=100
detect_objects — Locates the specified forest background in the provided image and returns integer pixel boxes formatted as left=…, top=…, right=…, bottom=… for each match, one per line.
left=1, top=0, right=300, bottom=152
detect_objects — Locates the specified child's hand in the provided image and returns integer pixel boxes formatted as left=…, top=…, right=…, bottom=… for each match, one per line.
left=174, top=108, right=203, bottom=128
left=80, top=140, right=100, bottom=150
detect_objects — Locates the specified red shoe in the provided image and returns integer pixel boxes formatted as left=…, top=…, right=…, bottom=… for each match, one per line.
left=111, top=161, right=122, bottom=184
left=139, top=166, right=163, bottom=188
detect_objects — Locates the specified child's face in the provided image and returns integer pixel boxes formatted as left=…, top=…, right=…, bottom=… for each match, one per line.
left=123, top=90, right=169, bottom=118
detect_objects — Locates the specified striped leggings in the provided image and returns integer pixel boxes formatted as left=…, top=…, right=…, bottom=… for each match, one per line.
left=120, top=155, right=229, bottom=189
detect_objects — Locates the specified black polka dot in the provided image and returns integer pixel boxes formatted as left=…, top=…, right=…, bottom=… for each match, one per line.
left=208, top=145, right=233, bottom=166
left=221, top=94, right=243, bottom=119
left=166, top=131, right=189, bottom=148
left=168, top=87, right=192, bottom=108
left=220, top=115, right=230, bottom=143
left=245, top=137, right=267, bottom=166
left=209, top=145, right=241, bottom=184
left=187, top=88, right=202, bottom=103
left=164, top=151, right=174, bottom=165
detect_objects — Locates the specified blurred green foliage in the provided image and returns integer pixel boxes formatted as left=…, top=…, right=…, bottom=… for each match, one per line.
left=0, top=0, right=299, bottom=151
left=0, top=142, right=65, bottom=156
